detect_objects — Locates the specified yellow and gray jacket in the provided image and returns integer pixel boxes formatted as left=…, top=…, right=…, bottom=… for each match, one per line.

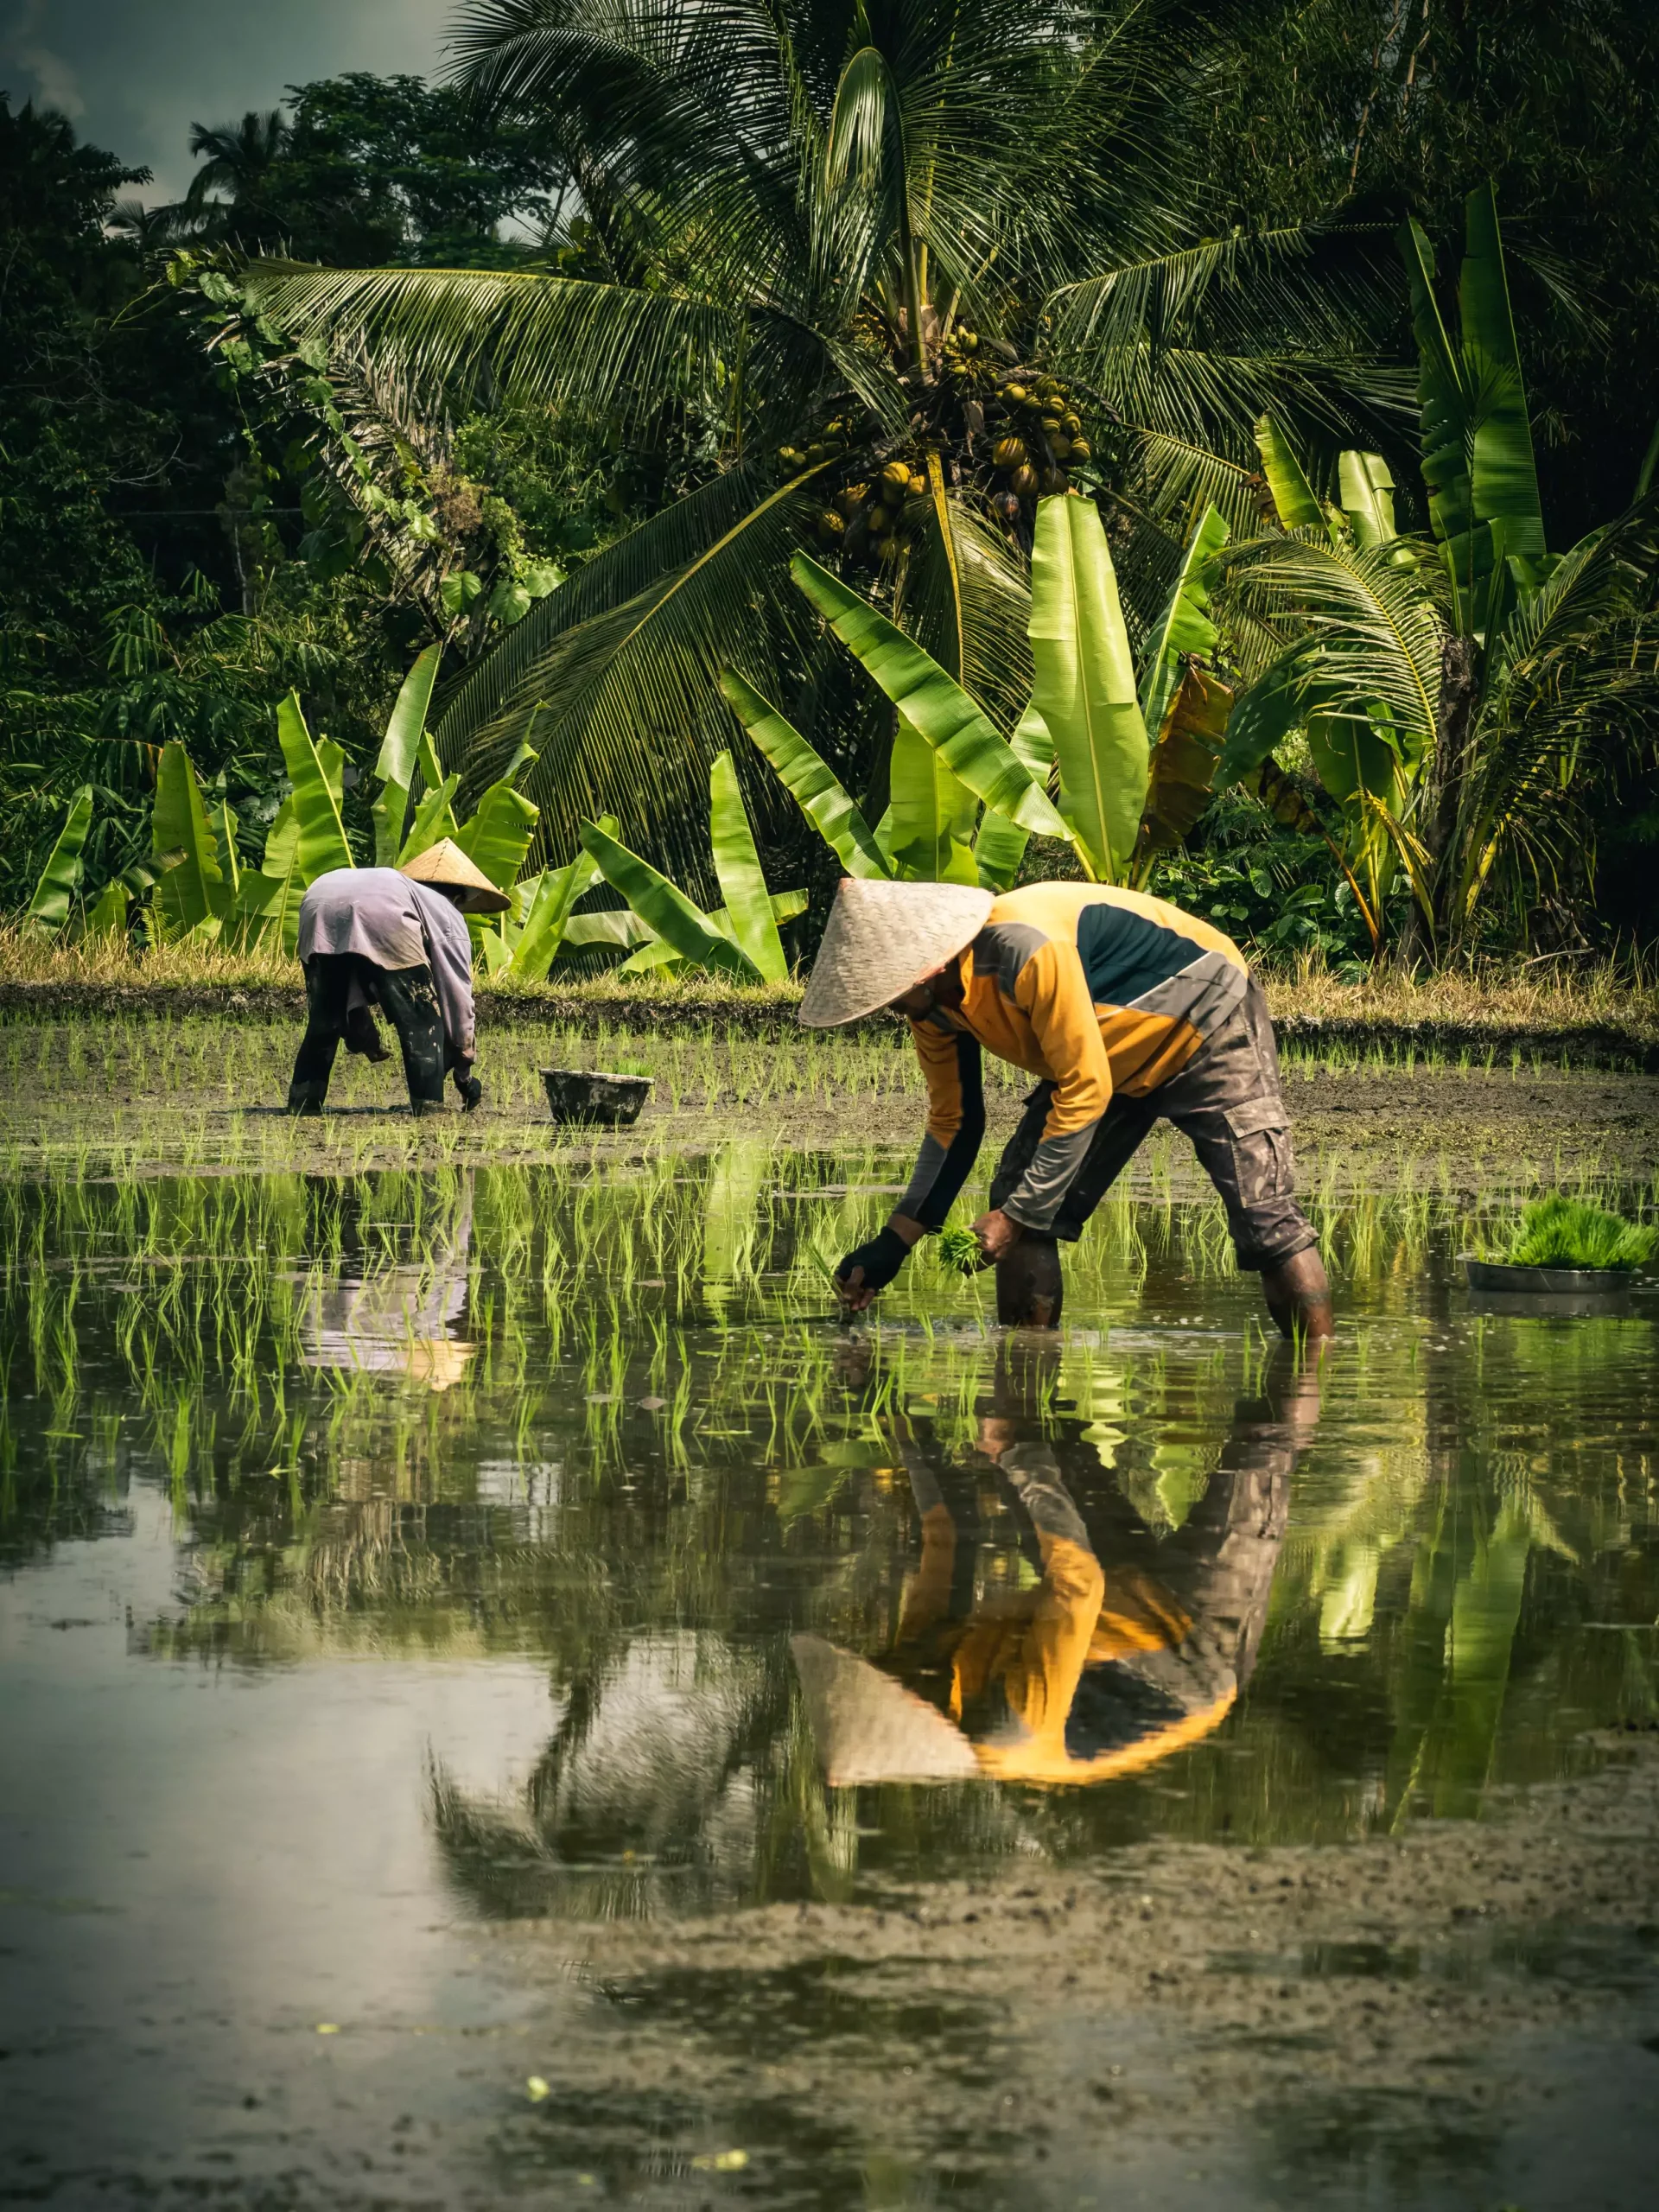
left=899, top=883, right=1249, bottom=1234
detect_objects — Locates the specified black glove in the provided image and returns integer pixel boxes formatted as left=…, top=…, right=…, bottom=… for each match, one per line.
left=454, top=1070, right=483, bottom=1113
left=836, top=1227, right=910, bottom=1297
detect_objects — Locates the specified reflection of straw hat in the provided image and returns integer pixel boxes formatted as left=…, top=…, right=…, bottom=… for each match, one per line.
left=798, top=879, right=994, bottom=1027
left=791, top=1634, right=979, bottom=1783
left=400, top=837, right=512, bottom=914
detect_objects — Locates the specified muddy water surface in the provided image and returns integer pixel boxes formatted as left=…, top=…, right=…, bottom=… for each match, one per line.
left=3, top=1152, right=1657, bottom=2207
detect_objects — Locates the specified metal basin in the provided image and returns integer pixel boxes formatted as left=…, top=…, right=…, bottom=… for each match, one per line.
left=1462, top=1254, right=1635, bottom=1299
left=541, top=1067, right=653, bottom=1128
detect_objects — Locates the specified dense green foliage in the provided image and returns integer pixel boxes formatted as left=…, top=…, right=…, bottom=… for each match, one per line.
left=4, top=0, right=1659, bottom=956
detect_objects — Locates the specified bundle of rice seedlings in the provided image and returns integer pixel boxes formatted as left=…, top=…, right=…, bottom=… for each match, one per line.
left=1505, top=1195, right=1656, bottom=1271
left=936, top=1223, right=982, bottom=1274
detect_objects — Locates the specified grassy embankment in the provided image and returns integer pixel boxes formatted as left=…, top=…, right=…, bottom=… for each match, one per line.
left=3, top=925, right=1657, bottom=1053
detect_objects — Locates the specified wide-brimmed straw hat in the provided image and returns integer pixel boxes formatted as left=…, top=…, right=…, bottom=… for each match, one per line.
left=791, top=1634, right=980, bottom=1784
left=399, top=837, right=512, bottom=915
left=798, top=878, right=994, bottom=1027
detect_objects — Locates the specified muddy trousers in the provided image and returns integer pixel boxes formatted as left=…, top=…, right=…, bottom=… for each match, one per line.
left=289, top=955, right=447, bottom=1113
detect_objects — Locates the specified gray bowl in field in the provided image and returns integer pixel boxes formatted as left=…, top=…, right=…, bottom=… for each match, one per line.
left=541, top=1067, right=653, bottom=1128
left=1461, top=1254, right=1635, bottom=1300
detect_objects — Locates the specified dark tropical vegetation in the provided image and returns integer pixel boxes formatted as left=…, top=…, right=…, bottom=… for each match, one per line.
left=4, top=0, right=1659, bottom=962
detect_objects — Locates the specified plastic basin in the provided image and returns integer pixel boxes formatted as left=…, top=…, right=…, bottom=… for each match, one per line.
left=541, top=1067, right=653, bottom=1128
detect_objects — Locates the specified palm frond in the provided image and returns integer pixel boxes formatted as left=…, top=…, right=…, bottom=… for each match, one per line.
left=458, top=462, right=841, bottom=883
left=1217, top=530, right=1447, bottom=766
left=246, top=262, right=742, bottom=435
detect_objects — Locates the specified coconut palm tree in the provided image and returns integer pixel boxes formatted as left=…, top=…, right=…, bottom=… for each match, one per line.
left=184, top=110, right=290, bottom=248
left=243, top=0, right=1406, bottom=876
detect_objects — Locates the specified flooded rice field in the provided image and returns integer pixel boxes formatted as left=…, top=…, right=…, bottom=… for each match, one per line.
left=3, top=1149, right=1658, bottom=2208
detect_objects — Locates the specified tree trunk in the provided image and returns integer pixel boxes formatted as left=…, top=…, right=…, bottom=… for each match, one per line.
left=1397, top=633, right=1478, bottom=969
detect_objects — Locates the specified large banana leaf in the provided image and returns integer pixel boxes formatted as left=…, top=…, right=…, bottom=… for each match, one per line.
left=151, top=742, right=227, bottom=938
left=578, top=819, right=761, bottom=982
left=973, top=706, right=1054, bottom=893
left=563, top=909, right=652, bottom=953
left=232, top=796, right=307, bottom=956
left=709, top=751, right=786, bottom=982
left=454, top=776, right=540, bottom=891
left=1254, top=415, right=1323, bottom=531
left=397, top=775, right=461, bottom=866
left=719, top=671, right=891, bottom=879
left=790, top=554, right=1068, bottom=837
left=25, top=786, right=94, bottom=936
left=1139, top=503, right=1230, bottom=735
left=1402, top=188, right=1544, bottom=639
left=1459, top=182, right=1546, bottom=584
left=1028, top=495, right=1148, bottom=881
left=372, top=644, right=442, bottom=865
left=83, top=879, right=128, bottom=940
left=617, top=891, right=806, bottom=977
left=276, top=693, right=353, bottom=884
left=884, top=721, right=981, bottom=883
left=509, top=824, right=613, bottom=983
left=1338, top=451, right=1398, bottom=550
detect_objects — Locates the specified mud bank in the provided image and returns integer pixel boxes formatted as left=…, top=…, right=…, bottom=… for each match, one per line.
left=493, top=1734, right=1659, bottom=2206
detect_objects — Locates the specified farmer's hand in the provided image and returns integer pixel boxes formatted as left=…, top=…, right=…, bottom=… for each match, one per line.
left=454, top=1063, right=483, bottom=1113
left=971, top=1209, right=1023, bottom=1266
left=836, top=1217, right=923, bottom=1311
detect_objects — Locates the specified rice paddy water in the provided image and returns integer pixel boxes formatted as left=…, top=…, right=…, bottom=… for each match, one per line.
left=2, top=1138, right=1657, bottom=2205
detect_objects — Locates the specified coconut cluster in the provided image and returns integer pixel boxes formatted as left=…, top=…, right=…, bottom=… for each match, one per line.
left=772, top=339, right=1096, bottom=574
left=983, top=371, right=1091, bottom=518
left=775, top=411, right=863, bottom=474
left=810, top=457, right=932, bottom=565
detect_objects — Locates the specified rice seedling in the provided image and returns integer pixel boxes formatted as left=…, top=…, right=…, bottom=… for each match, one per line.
left=1501, top=1195, right=1657, bottom=1271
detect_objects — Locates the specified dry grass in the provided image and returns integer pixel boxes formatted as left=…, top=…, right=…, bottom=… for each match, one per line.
left=1, top=927, right=1655, bottom=1046
left=1262, top=950, right=1659, bottom=1046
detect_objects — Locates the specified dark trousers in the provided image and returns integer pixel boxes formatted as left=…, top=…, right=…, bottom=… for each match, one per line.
left=289, top=955, right=447, bottom=1112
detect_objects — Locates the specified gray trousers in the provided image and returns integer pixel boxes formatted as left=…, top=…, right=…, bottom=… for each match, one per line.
left=988, top=978, right=1317, bottom=1271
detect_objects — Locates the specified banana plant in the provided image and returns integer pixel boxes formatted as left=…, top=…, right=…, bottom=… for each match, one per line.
left=721, top=547, right=1075, bottom=892
left=576, top=750, right=806, bottom=983
left=23, top=787, right=95, bottom=937
left=724, top=504, right=1235, bottom=895
left=143, top=646, right=546, bottom=958
left=150, top=742, right=232, bottom=939
left=1210, top=183, right=1659, bottom=950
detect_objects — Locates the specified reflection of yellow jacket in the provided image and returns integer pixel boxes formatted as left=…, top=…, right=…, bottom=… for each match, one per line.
left=894, top=1499, right=1235, bottom=1787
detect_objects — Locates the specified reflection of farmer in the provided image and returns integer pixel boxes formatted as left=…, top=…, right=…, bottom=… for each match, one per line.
left=303, top=1173, right=476, bottom=1391
left=791, top=1350, right=1319, bottom=1787
left=801, top=879, right=1332, bottom=1338
left=288, top=840, right=507, bottom=1116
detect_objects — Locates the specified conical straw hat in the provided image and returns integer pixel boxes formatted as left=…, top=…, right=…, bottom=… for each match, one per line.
left=798, top=878, right=994, bottom=1027
left=399, top=836, right=512, bottom=914
left=791, top=1634, right=980, bottom=1784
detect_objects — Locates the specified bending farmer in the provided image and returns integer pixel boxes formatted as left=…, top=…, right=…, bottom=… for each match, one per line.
left=799, top=878, right=1332, bottom=1338
left=288, top=839, right=507, bottom=1116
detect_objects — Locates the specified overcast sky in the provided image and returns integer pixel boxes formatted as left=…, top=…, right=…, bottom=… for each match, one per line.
left=2, top=1, right=456, bottom=200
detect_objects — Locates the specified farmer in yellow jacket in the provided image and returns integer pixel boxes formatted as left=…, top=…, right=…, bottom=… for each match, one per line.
left=800, top=878, right=1332, bottom=1337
